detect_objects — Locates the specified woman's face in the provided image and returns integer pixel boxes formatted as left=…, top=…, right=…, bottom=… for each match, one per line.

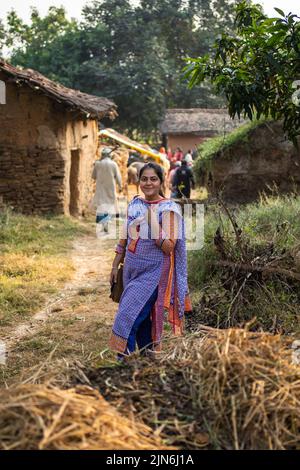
left=139, top=168, right=162, bottom=199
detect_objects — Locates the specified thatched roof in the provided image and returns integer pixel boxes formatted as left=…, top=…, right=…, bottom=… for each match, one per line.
left=160, top=108, right=244, bottom=136
left=0, top=60, right=117, bottom=120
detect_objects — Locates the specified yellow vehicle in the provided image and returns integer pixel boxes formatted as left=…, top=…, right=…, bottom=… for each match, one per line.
left=99, top=128, right=170, bottom=173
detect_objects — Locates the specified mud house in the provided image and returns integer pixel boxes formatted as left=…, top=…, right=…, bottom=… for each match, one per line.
left=197, top=120, right=300, bottom=203
left=160, top=108, right=243, bottom=154
left=0, top=60, right=117, bottom=215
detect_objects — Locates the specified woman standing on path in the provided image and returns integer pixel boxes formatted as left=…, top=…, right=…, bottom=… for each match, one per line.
left=109, top=162, right=192, bottom=357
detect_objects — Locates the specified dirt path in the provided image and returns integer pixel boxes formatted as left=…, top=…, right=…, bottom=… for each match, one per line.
left=1, top=230, right=118, bottom=383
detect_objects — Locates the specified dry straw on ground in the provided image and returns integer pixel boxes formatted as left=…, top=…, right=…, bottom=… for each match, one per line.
left=85, top=327, right=300, bottom=450
left=163, top=327, right=300, bottom=450
left=1, top=327, right=299, bottom=450
left=0, top=384, right=174, bottom=450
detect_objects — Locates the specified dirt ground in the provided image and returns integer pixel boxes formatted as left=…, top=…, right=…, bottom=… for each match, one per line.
left=0, top=226, right=119, bottom=385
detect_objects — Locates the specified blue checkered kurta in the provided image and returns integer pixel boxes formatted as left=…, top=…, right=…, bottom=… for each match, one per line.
left=110, top=197, right=189, bottom=353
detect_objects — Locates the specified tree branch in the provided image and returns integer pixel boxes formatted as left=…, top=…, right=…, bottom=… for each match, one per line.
left=215, top=260, right=300, bottom=282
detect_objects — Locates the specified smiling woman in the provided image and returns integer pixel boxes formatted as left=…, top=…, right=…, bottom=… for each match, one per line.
left=139, top=164, right=165, bottom=200
left=109, top=162, right=192, bottom=359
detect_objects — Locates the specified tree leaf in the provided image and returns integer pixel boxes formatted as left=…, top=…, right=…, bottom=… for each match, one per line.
left=274, top=8, right=285, bottom=18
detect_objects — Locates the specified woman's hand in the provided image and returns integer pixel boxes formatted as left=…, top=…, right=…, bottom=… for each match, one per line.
left=147, top=205, right=160, bottom=239
left=110, top=267, right=118, bottom=286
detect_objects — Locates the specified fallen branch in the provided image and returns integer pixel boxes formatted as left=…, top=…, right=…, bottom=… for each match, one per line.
left=214, top=260, right=300, bottom=282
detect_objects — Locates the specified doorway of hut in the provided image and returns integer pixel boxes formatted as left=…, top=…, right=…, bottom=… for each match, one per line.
left=69, top=149, right=80, bottom=216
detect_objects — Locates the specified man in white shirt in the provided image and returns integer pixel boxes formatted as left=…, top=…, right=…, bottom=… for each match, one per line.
left=92, top=147, right=122, bottom=233
left=184, top=149, right=193, bottom=167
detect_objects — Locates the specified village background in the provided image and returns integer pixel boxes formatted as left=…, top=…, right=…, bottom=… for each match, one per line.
left=0, top=0, right=300, bottom=452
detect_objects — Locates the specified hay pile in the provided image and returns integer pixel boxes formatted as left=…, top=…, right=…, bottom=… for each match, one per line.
left=164, top=328, right=300, bottom=449
left=84, top=328, right=300, bottom=450
left=0, top=384, right=174, bottom=450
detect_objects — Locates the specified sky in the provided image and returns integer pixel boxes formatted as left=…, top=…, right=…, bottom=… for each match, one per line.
left=0, top=0, right=299, bottom=23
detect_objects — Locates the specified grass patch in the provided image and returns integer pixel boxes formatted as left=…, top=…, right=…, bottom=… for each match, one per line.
left=188, top=194, right=300, bottom=335
left=0, top=208, right=90, bottom=255
left=238, top=193, right=300, bottom=251
left=0, top=208, right=90, bottom=326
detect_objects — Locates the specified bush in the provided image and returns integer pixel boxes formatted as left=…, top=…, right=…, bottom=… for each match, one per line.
left=188, top=195, right=300, bottom=335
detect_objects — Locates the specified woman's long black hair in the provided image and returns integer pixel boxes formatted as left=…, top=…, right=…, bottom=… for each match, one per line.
left=138, top=162, right=165, bottom=197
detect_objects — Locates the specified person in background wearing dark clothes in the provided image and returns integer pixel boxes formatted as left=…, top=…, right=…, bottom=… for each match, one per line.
left=127, top=152, right=143, bottom=167
left=172, top=159, right=195, bottom=199
left=169, top=161, right=181, bottom=198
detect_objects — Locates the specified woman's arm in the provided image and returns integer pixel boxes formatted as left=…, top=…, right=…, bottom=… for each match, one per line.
left=110, top=238, right=126, bottom=285
left=158, top=211, right=178, bottom=255
left=148, top=207, right=178, bottom=255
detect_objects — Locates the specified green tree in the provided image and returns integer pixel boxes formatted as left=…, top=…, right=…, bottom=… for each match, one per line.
left=2, top=0, right=238, bottom=136
left=0, top=20, right=5, bottom=53
left=3, top=7, right=80, bottom=84
left=184, top=1, right=300, bottom=143
left=77, top=0, right=171, bottom=135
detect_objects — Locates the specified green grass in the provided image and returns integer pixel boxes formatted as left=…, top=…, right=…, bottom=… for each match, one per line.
left=0, top=209, right=89, bottom=255
left=0, top=208, right=90, bottom=326
left=238, top=193, right=300, bottom=251
left=188, top=194, right=300, bottom=335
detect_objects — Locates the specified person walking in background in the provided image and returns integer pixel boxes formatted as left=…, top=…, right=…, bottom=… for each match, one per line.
left=109, top=162, right=192, bottom=359
left=168, top=148, right=178, bottom=170
left=92, top=147, right=122, bottom=233
left=184, top=149, right=193, bottom=167
left=167, top=147, right=173, bottom=162
left=172, top=159, right=195, bottom=199
left=174, top=147, right=183, bottom=162
left=169, top=161, right=181, bottom=198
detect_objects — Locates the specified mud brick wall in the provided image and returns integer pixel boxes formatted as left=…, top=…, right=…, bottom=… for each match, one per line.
left=0, top=144, right=66, bottom=214
left=64, top=117, right=98, bottom=216
left=0, top=74, right=98, bottom=215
